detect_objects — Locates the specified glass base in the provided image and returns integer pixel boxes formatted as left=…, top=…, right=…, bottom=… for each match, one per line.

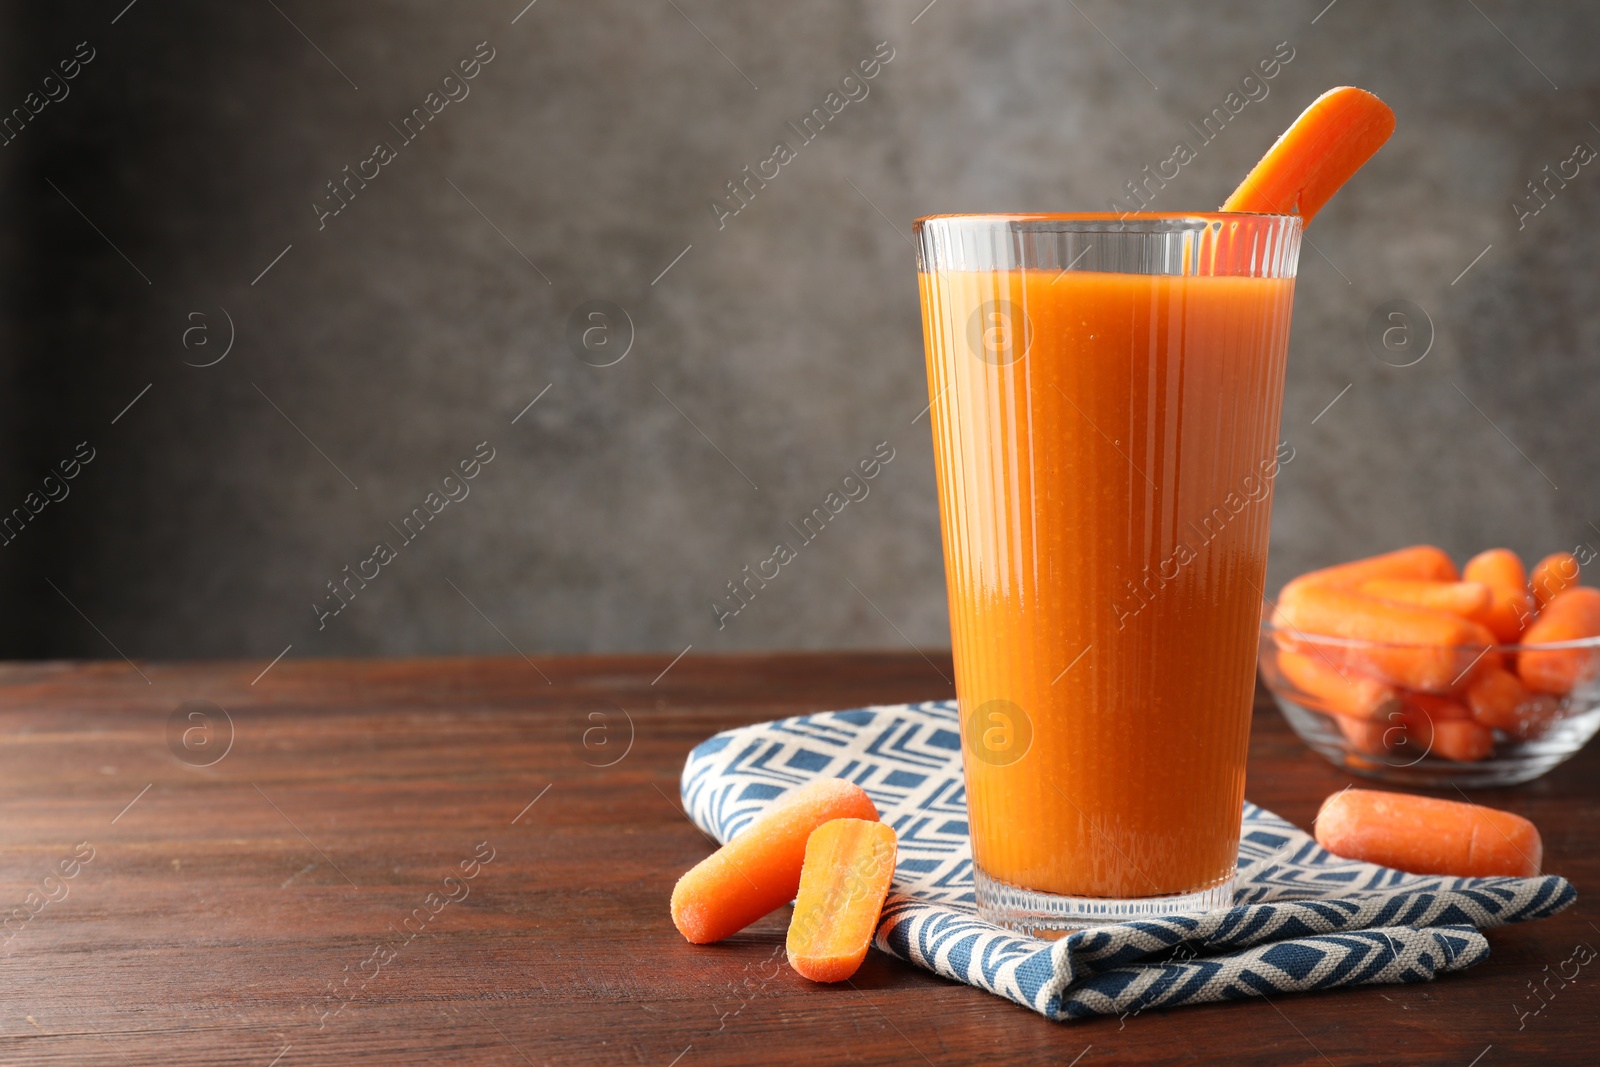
left=974, top=867, right=1237, bottom=937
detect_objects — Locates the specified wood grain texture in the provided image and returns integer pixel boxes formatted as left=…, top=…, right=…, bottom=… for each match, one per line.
left=0, top=653, right=1593, bottom=1066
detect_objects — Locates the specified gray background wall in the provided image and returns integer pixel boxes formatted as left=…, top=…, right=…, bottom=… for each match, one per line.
left=0, top=0, right=1595, bottom=662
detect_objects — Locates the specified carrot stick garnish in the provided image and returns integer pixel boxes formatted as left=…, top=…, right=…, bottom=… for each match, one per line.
left=1222, top=86, right=1395, bottom=224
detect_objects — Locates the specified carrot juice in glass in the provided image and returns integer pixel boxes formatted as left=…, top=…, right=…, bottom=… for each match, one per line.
left=916, top=214, right=1302, bottom=931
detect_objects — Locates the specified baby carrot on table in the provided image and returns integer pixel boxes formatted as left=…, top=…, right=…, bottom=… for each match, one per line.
left=1315, top=788, right=1542, bottom=877
left=671, top=778, right=879, bottom=945
left=786, top=819, right=898, bottom=983
left=1519, top=586, right=1600, bottom=695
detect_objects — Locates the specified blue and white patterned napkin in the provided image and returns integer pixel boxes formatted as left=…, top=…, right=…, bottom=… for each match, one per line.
left=680, top=700, right=1575, bottom=1020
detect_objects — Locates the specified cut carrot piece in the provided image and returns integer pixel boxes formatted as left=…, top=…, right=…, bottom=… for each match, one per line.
left=1315, top=788, right=1541, bottom=877
left=1281, top=545, right=1457, bottom=600
left=1464, top=548, right=1535, bottom=643
left=1467, top=666, right=1561, bottom=738
left=1221, top=87, right=1396, bottom=224
left=1360, top=579, right=1493, bottom=622
left=1273, top=586, right=1497, bottom=692
left=1519, top=586, right=1600, bottom=695
left=671, top=779, right=879, bottom=944
left=1530, top=551, right=1582, bottom=609
left=1272, top=648, right=1398, bottom=720
left=785, top=819, right=898, bottom=983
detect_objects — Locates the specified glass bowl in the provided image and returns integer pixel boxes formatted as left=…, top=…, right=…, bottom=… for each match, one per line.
left=1259, top=614, right=1600, bottom=787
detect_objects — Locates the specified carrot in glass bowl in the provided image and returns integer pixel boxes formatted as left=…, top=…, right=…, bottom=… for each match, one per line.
left=1530, top=551, right=1582, bottom=610
left=1273, top=583, right=1497, bottom=693
left=1464, top=548, right=1536, bottom=644
left=1519, top=587, right=1600, bottom=695
left=1262, top=546, right=1600, bottom=785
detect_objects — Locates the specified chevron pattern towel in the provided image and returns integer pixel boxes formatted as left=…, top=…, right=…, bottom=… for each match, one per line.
left=679, top=699, right=1575, bottom=1020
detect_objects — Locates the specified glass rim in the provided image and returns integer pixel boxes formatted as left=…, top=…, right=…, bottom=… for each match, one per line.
left=914, top=211, right=1302, bottom=226
left=1260, top=616, right=1600, bottom=655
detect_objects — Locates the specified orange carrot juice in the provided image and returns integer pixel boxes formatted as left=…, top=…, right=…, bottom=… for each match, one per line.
left=916, top=214, right=1301, bottom=925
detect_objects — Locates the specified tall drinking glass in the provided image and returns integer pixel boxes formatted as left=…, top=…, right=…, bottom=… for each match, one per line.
left=916, top=214, right=1302, bottom=932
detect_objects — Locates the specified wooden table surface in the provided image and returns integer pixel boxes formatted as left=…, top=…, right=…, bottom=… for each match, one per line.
left=1, top=652, right=1594, bottom=1066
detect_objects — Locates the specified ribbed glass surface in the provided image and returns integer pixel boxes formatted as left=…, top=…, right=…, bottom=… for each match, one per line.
left=915, top=213, right=1301, bottom=916
left=916, top=213, right=1302, bottom=278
